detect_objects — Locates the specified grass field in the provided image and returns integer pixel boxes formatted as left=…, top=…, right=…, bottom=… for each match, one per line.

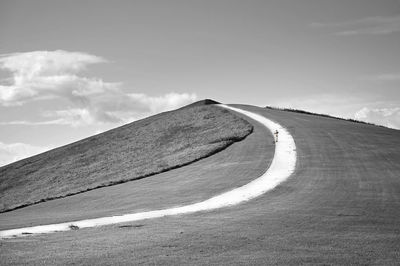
left=0, top=103, right=253, bottom=213
left=1, top=105, right=399, bottom=265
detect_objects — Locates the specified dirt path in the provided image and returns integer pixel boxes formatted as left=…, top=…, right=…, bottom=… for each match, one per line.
left=0, top=105, right=295, bottom=238
left=2, top=105, right=399, bottom=265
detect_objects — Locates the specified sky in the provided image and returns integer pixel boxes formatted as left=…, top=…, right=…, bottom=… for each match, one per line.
left=0, top=0, right=399, bottom=166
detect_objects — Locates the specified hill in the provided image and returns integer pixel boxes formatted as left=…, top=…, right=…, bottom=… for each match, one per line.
left=0, top=103, right=253, bottom=213
left=1, top=104, right=399, bottom=265
left=180, top=99, right=220, bottom=109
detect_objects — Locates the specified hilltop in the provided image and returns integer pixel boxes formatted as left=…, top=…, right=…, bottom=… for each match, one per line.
left=180, top=99, right=220, bottom=109
left=1, top=104, right=399, bottom=265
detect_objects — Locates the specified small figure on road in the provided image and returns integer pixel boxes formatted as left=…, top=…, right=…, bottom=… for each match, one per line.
left=274, top=130, right=279, bottom=143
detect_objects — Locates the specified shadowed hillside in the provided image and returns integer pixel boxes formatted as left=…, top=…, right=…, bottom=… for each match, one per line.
left=0, top=103, right=253, bottom=213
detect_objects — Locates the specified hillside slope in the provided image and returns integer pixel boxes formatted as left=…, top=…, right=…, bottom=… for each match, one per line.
left=0, top=105, right=274, bottom=230
left=1, top=104, right=399, bottom=265
left=0, top=104, right=253, bottom=213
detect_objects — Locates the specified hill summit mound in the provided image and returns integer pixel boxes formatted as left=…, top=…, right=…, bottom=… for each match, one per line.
left=180, top=99, right=220, bottom=109
left=0, top=104, right=252, bottom=213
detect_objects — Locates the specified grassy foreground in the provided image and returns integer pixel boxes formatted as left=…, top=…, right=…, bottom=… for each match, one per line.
left=0, top=104, right=253, bottom=213
left=2, top=105, right=399, bottom=265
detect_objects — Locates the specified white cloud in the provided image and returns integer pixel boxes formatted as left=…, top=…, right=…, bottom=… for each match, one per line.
left=128, top=92, right=197, bottom=113
left=271, top=93, right=361, bottom=118
left=271, top=94, right=400, bottom=130
left=37, top=92, right=197, bottom=127
left=0, top=119, right=66, bottom=126
left=0, top=142, right=49, bottom=167
left=355, top=107, right=400, bottom=129
left=311, top=15, right=400, bottom=35
left=0, top=50, right=108, bottom=105
left=0, top=50, right=197, bottom=126
left=362, top=73, right=400, bottom=82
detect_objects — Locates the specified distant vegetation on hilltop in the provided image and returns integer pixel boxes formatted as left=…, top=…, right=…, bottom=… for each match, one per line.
left=265, top=106, right=382, bottom=128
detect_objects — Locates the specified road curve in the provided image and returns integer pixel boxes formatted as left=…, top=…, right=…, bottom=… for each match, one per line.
left=1, top=105, right=400, bottom=265
left=0, top=105, right=274, bottom=230
left=0, top=105, right=296, bottom=238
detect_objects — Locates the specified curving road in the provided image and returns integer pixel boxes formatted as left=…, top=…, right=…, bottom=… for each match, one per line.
left=0, top=105, right=296, bottom=238
left=1, top=105, right=400, bottom=265
left=0, top=106, right=276, bottom=230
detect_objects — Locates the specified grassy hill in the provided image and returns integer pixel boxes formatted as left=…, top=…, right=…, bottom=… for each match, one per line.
left=0, top=103, right=253, bottom=213
left=1, top=104, right=400, bottom=265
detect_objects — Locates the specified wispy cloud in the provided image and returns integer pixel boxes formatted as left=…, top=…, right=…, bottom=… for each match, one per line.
left=271, top=94, right=400, bottom=130
left=355, top=107, right=400, bottom=129
left=0, top=50, right=109, bottom=105
left=0, top=50, right=197, bottom=126
left=0, top=119, right=66, bottom=126
left=311, top=15, right=400, bottom=35
left=40, top=92, right=197, bottom=127
left=271, top=93, right=361, bottom=116
left=361, top=73, right=400, bottom=82
left=0, top=142, right=49, bottom=167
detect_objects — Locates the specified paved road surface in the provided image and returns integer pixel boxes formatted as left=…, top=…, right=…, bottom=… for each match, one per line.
left=1, top=105, right=400, bottom=265
left=0, top=106, right=274, bottom=230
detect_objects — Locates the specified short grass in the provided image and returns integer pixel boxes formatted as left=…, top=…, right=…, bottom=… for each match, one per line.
left=0, top=104, right=253, bottom=213
left=1, top=105, right=399, bottom=264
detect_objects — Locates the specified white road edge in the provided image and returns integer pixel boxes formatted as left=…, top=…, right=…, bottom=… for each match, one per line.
left=0, top=105, right=296, bottom=239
